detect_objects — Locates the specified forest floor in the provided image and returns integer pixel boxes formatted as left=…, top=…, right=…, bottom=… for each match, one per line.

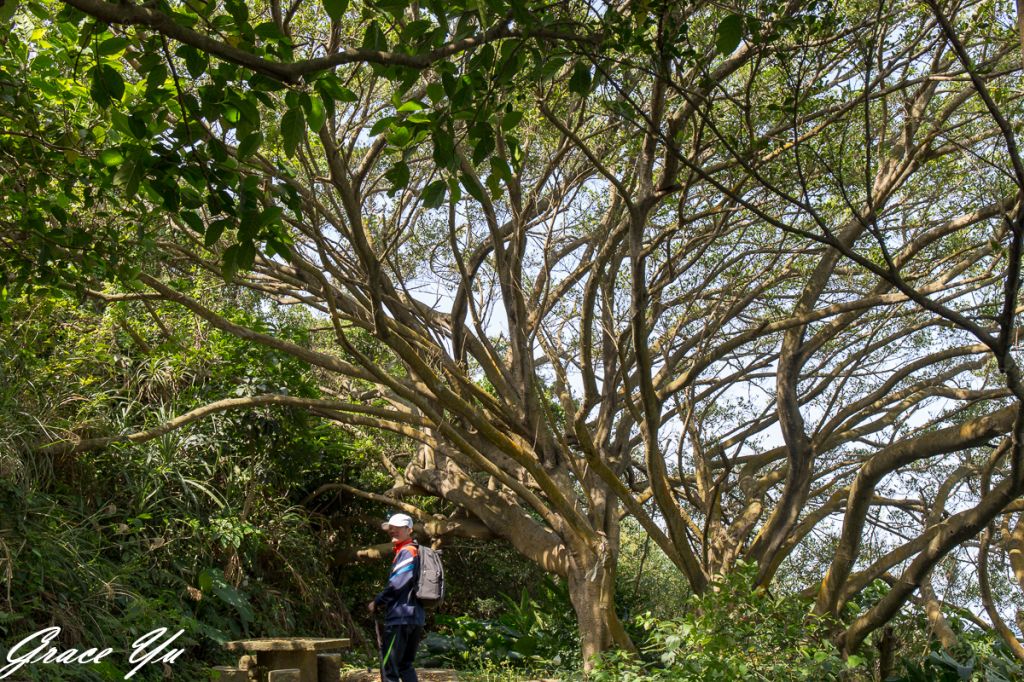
left=339, top=671, right=561, bottom=681
left=340, top=669, right=460, bottom=681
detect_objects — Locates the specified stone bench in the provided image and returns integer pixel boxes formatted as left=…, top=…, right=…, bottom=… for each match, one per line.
left=211, top=666, right=247, bottom=682
left=223, top=637, right=350, bottom=682
left=318, top=652, right=342, bottom=682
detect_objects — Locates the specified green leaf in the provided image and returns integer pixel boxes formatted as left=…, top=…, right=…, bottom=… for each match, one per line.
left=256, top=206, right=284, bottom=231
left=387, top=125, right=412, bottom=148
left=362, top=21, right=388, bottom=52
left=49, top=205, right=69, bottom=226
left=303, top=93, right=327, bottom=132
left=221, top=241, right=256, bottom=279
left=236, top=131, right=263, bottom=159
left=402, top=18, right=433, bottom=41
left=506, top=135, right=523, bottom=172
left=211, top=580, right=253, bottom=622
left=98, top=149, right=124, bottom=166
left=89, top=64, right=124, bottom=108
left=224, top=0, right=249, bottom=25
left=322, top=0, right=347, bottom=21
left=181, top=211, right=204, bottom=234
left=568, top=62, right=591, bottom=96
left=716, top=14, right=743, bottom=55
left=250, top=74, right=287, bottom=91
left=198, top=569, right=214, bottom=592
left=376, top=0, right=407, bottom=16
left=127, top=114, right=149, bottom=138
left=385, top=161, right=410, bottom=191
left=460, top=173, right=486, bottom=202
left=486, top=171, right=502, bottom=196
left=281, top=107, right=305, bottom=157
left=539, top=55, right=567, bottom=80
left=500, top=110, right=523, bottom=131
left=421, top=179, right=446, bottom=208
left=397, top=100, right=425, bottom=113
left=489, top=157, right=512, bottom=182
left=112, top=160, right=143, bottom=197
left=426, top=82, right=444, bottom=103
left=432, top=128, right=455, bottom=169
left=145, top=64, right=168, bottom=92
left=236, top=97, right=260, bottom=127
left=221, top=244, right=240, bottom=280
left=97, top=37, right=130, bottom=55
left=446, top=176, right=462, bottom=203
left=0, top=0, right=20, bottom=24
left=369, top=116, right=395, bottom=136
left=236, top=241, right=256, bottom=270
left=471, top=134, right=494, bottom=165
left=265, top=235, right=292, bottom=258
left=511, top=635, right=537, bottom=656
left=254, top=21, right=285, bottom=40
left=316, top=75, right=358, bottom=103
left=110, top=110, right=133, bottom=137
left=177, top=44, right=209, bottom=78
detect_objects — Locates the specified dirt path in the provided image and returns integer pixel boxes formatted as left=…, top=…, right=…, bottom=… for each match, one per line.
left=340, top=671, right=560, bottom=681
left=340, top=669, right=459, bottom=681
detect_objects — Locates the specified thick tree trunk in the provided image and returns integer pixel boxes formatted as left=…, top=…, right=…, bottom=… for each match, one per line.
left=408, top=457, right=632, bottom=670
left=567, top=555, right=634, bottom=671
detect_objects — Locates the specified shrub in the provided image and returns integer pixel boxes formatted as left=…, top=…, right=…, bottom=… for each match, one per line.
left=422, top=577, right=580, bottom=673
left=591, top=561, right=864, bottom=681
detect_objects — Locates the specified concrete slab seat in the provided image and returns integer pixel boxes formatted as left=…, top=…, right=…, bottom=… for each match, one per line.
left=224, top=637, right=350, bottom=682
left=211, top=666, right=247, bottom=681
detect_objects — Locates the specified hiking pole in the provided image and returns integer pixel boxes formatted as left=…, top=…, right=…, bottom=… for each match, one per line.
left=365, top=612, right=383, bottom=673
left=374, top=615, right=385, bottom=682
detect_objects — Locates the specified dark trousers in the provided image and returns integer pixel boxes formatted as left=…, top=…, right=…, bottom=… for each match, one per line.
left=380, top=623, right=423, bottom=682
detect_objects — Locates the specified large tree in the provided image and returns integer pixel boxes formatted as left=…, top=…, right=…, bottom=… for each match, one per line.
left=6, top=0, right=1024, bottom=665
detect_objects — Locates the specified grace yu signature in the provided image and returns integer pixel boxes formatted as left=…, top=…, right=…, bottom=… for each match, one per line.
left=0, top=626, right=186, bottom=679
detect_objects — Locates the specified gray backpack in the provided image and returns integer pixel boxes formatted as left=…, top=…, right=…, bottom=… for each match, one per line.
left=414, top=543, right=445, bottom=608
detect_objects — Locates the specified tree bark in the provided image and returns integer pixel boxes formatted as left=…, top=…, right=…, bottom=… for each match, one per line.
left=816, top=406, right=1015, bottom=616
left=567, top=552, right=634, bottom=671
left=840, top=473, right=1023, bottom=654
left=919, top=577, right=958, bottom=650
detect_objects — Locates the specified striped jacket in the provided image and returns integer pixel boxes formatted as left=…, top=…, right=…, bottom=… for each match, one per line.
left=373, top=539, right=425, bottom=626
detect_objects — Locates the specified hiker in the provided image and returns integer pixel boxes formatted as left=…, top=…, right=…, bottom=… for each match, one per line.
left=368, top=513, right=425, bottom=682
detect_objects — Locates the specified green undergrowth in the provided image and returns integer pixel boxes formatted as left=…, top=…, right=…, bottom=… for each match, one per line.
left=420, top=577, right=580, bottom=676
left=591, top=562, right=1024, bottom=682
left=0, top=287, right=365, bottom=680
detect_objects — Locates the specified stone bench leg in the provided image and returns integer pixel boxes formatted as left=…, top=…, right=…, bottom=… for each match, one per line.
left=317, top=653, right=343, bottom=682
left=257, top=650, right=319, bottom=682
left=211, top=666, right=248, bottom=682
left=268, top=670, right=301, bottom=682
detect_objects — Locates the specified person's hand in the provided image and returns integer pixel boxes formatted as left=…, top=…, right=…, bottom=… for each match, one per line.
left=367, top=601, right=376, bottom=613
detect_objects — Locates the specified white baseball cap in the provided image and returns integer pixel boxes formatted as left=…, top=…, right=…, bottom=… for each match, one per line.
left=382, top=513, right=414, bottom=530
